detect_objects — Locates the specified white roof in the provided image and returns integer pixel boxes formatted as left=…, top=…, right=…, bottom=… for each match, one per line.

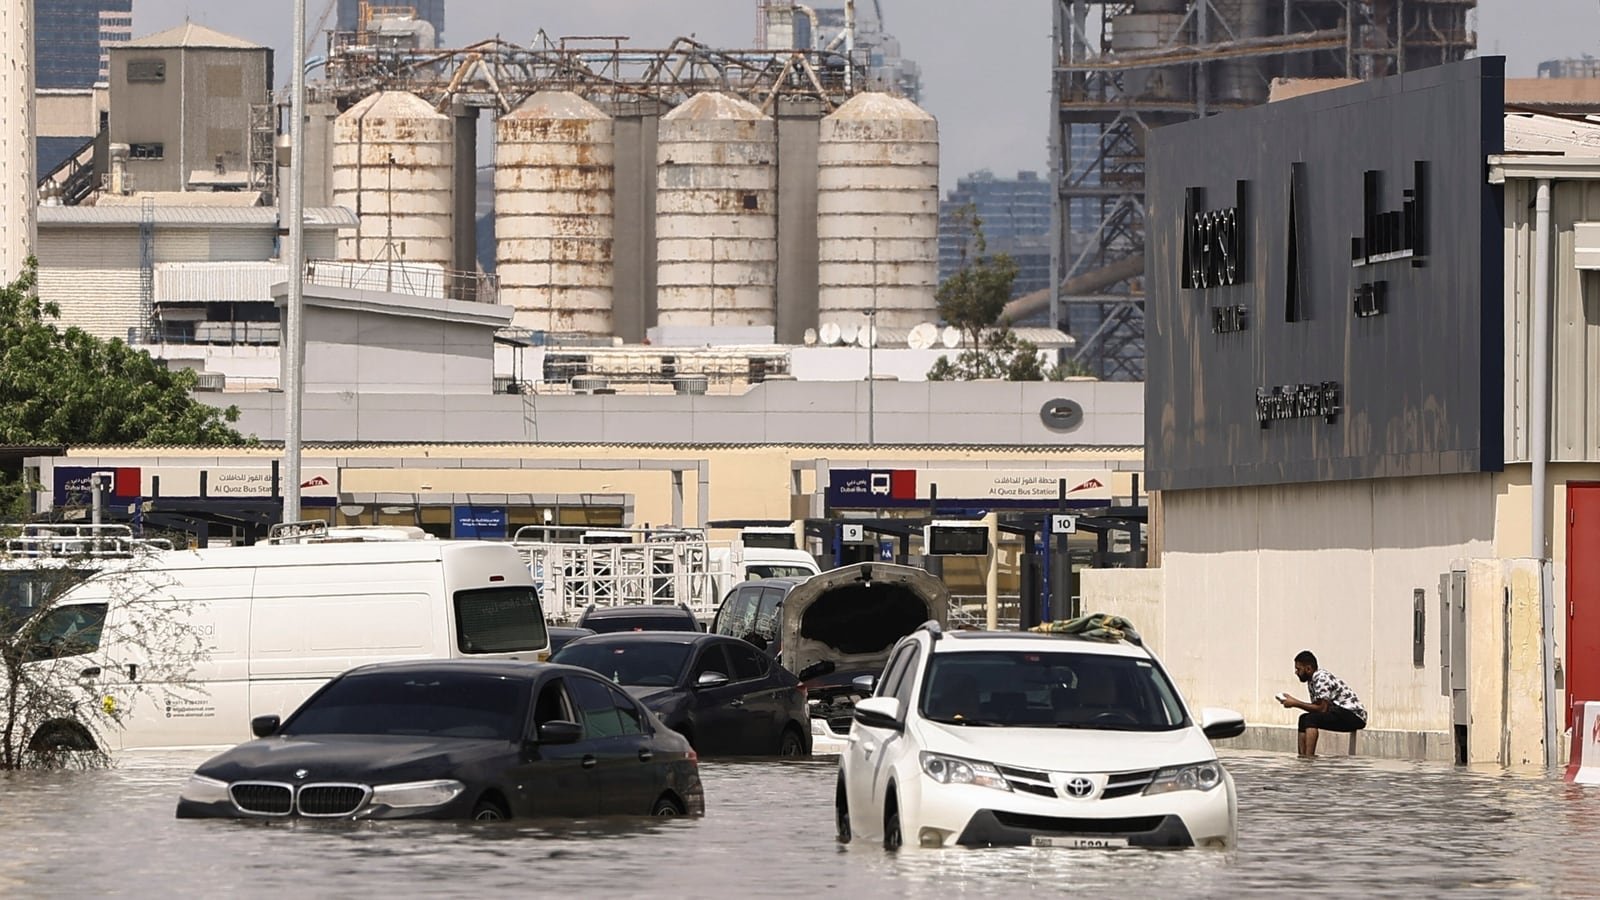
left=122, top=23, right=263, bottom=50
left=39, top=206, right=358, bottom=228
left=1503, top=112, right=1600, bottom=156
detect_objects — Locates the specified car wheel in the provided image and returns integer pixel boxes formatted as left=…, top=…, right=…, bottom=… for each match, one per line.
left=471, top=798, right=509, bottom=822
left=651, top=794, right=686, bottom=817
left=835, top=774, right=852, bottom=844
left=778, top=726, right=806, bottom=757
left=883, top=793, right=903, bottom=852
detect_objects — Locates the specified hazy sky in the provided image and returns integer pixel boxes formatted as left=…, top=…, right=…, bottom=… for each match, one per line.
left=133, top=0, right=1597, bottom=193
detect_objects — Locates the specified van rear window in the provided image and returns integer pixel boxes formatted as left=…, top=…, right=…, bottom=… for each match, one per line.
left=454, top=587, right=548, bottom=654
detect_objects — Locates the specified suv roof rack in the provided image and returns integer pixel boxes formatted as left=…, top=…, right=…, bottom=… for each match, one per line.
left=915, top=619, right=943, bottom=642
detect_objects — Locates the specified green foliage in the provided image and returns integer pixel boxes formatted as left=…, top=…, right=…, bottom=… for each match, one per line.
left=934, top=204, right=1020, bottom=349
left=0, top=263, right=248, bottom=447
left=929, top=206, right=1080, bottom=382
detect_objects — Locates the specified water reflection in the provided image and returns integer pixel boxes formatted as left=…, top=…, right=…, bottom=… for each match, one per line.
left=0, top=751, right=1596, bottom=897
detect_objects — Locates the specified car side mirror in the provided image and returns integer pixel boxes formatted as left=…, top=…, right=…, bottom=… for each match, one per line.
left=851, top=674, right=877, bottom=693
left=537, top=720, right=584, bottom=745
left=695, top=671, right=730, bottom=689
left=251, top=715, right=281, bottom=738
left=1199, top=707, right=1247, bottom=740
left=853, top=696, right=902, bottom=731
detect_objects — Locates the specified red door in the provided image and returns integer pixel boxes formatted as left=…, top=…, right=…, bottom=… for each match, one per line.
left=1568, top=484, right=1600, bottom=724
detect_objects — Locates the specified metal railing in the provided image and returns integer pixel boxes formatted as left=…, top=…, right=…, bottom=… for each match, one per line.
left=305, top=260, right=498, bottom=304
left=510, top=528, right=736, bottom=624
left=1, top=524, right=173, bottom=560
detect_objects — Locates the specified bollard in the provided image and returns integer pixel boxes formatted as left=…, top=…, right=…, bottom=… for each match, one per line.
left=1565, top=701, right=1600, bottom=784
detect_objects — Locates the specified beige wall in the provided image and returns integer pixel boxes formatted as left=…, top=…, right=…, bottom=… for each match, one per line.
left=1130, top=473, right=1495, bottom=735
left=36, top=90, right=103, bottom=138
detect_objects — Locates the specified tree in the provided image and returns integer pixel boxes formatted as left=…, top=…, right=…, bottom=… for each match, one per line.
left=927, top=207, right=1075, bottom=382
left=0, top=263, right=252, bottom=510
left=0, top=538, right=204, bottom=770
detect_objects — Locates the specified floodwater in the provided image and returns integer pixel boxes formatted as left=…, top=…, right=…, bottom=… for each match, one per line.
left=1, top=750, right=1596, bottom=898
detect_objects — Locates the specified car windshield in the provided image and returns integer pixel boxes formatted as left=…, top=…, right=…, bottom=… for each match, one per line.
left=585, top=612, right=696, bottom=634
left=553, top=641, right=693, bottom=688
left=919, top=650, right=1188, bottom=731
left=283, top=671, right=530, bottom=741
left=745, top=565, right=813, bottom=579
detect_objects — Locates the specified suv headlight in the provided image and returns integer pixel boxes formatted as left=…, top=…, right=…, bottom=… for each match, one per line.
left=1144, top=761, right=1224, bottom=795
left=919, top=752, right=1012, bottom=791
left=179, top=774, right=231, bottom=805
left=369, top=779, right=466, bottom=809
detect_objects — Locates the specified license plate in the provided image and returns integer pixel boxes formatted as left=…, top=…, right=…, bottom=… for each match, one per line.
left=1030, top=836, right=1128, bottom=849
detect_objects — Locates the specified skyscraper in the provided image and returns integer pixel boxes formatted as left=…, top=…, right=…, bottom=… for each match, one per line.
left=336, top=0, right=444, bottom=46
left=34, top=0, right=132, bottom=89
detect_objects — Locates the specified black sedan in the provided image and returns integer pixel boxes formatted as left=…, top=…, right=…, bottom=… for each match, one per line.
left=552, top=632, right=811, bottom=758
left=175, top=659, right=704, bottom=821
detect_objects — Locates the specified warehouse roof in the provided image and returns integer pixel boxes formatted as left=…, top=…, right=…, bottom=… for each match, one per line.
left=38, top=206, right=358, bottom=228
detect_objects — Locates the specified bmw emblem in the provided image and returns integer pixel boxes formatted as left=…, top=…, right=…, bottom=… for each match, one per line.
left=1065, top=777, right=1094, bottom=798
left=295, top=769, right=309, bottom=781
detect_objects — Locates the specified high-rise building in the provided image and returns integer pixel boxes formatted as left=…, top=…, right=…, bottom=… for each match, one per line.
left=336, top=0, right=444, bottom=46
left=938, top=170, right=1052, bottom=301
left=34, top=0, right=132, bottom=89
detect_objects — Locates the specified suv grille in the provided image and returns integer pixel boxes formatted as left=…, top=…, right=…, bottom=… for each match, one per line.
left=1102, top=768, right=1159, bottom=799
left=298, top=784, right=370, bottom=817
left=993, top=812, right=1167, bottom=835
left=231, top=782, right=292, bottom=815
left=997, top=765, right=1057, bottom=798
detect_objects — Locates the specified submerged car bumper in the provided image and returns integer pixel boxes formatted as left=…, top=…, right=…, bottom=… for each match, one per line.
left=905, top=770, right=1235, bottom=849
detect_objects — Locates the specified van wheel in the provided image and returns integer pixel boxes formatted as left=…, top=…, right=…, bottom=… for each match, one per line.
left=28, top=720, right=96, bottom=752
left=778, top=726, right=806, bottom=757
left=835, top=774, right=852, bottom=844
left=883, top=792, right=903, bottom=851
left=651, top=794, right=685, bottom=817
left=471, top=797, right=509, bottom=822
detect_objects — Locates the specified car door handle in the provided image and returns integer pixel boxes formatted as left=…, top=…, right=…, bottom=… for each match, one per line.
left=729, top=699, right=745, bottom=708
left=126, top=664, right=139, bottom=681
left=638, top=749, right=653, bottom=763
left=581, top=755, right=597, bottom=769
left=78, top=666, right=101, bottom=679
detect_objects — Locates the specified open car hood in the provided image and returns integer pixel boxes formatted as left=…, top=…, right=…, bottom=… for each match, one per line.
left=779, top=563, right=949, bottom=684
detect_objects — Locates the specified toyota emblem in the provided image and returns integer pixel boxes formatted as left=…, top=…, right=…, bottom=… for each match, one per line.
left=295, top=769, right=309, bottom=781
left=1065, top=777, right=1094, bottom=798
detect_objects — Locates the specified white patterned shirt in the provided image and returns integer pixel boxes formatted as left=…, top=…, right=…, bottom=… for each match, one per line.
left=1310, top=670, right=1367, bottom=722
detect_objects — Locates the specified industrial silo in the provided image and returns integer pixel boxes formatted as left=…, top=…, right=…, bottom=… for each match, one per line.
left=496, top=91, right=615, bottom=334
left=332, top=91, right=455, bottom=269
left=655, top=92, right=777, bottom=329
left=816, top=92, right=939, bottom=331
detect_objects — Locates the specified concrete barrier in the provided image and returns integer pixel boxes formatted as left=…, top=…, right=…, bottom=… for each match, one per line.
left=1565, top=701, right=1600, bottom=784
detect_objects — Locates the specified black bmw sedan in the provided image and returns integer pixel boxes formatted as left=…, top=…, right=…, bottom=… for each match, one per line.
left=552, top=632, right=811, bottom=757
left=175, top=660, right=704, bottom=821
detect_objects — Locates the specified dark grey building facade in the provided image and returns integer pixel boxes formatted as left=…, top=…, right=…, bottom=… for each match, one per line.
left=1144, top=58, right=1505, bottom=491
left=36, top=0, right=133, bottom=89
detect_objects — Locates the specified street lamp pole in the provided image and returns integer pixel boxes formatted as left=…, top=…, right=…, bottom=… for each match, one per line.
left=867, top=237, right=877, bottom=447
left=283, top=0, right=307, bottom=524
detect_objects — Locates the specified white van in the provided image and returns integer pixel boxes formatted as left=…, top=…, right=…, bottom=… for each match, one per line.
left=23, top=540, right=547, bottom=752
left=710, top=545, right=821, bottom=604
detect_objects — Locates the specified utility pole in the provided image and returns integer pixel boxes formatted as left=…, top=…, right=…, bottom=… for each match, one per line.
left=867, top=231, right=877, bottom=447
left=284, top=0, right=308, bottom=524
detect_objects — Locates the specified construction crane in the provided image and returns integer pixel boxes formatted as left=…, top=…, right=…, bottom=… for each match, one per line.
left=307, top=0, right=337, bottom=56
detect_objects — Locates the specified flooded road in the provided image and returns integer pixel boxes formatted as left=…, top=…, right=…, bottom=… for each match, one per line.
left=1, top=750, right=1596, bottom=897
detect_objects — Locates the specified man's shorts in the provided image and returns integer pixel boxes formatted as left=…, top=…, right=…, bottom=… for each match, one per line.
left=1298, top=706, right=1366, bottom=733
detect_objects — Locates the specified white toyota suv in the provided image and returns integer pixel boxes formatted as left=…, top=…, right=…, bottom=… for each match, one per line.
left=835, top=623, right=1244, bottom=850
